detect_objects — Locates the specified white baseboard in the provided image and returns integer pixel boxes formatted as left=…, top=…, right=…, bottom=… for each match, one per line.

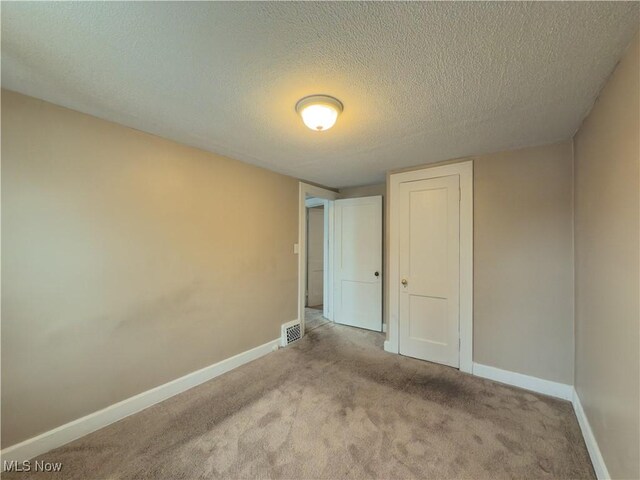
left=383, top=340, right=398, bottom=354
left=572, top=389, right=610, bottom=479
left=1, top=338, right=280, bottom=463
left=472, top=363, right=573, bottom=401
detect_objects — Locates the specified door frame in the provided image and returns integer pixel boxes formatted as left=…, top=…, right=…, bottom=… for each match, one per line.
left=385, top=161, right=473, bottom=373
left=298, top=182, right=338, bottom=336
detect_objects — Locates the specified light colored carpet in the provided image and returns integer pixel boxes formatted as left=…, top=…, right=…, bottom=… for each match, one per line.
left=305, top=306, right=330, bottom=332
left=4, top=322, right=594, bottom=479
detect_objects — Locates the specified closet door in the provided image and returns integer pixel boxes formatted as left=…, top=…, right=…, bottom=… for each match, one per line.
left=398, top=175, right=460, bottom=367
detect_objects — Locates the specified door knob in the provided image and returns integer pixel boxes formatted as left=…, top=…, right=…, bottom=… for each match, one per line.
left=401, top=279, right=408, bottom=287
left=374, top=271, right=380, bottom=277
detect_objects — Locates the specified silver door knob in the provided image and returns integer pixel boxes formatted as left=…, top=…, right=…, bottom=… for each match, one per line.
left=401, top=279, right=408, bottom=287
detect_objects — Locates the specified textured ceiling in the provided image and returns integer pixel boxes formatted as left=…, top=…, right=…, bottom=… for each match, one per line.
left=2, top=2, right=638, bottom=188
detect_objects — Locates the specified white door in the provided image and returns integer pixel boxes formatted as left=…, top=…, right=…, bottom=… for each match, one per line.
left=307, top=207, right=324, bottom=307
left=399, top=175, right=460, bottom=367
left=334, top=196, right=382, bottom=331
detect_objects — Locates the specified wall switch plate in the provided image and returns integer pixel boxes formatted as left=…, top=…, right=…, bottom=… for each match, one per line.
left=293, top=243, right=299, bottom=254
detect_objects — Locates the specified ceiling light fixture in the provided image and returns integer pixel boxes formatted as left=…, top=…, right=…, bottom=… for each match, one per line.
left=295, top=95, right=343, bottom=132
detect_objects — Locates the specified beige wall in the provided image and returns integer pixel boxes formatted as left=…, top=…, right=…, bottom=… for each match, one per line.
left=474, top=142, right=575, bottom=384
left=338, top=183, right=386, bottom=199
left=573, top=31, right=639, bottom=480
left=386, top=141, right=575, bottom=384
left=1, top=90, right=299, bottom=448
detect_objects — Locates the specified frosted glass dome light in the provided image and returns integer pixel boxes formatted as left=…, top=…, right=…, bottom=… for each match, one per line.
left=295, top=95, right=343, bottom=132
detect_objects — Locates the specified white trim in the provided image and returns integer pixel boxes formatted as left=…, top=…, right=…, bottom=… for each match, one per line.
left=383, top=339, right=395, bottom=353
left=323, top=201, right=334, bottom=321
left=298, top=183, right=338, bottom=335
left=572, top=389, right=610, bottom=480
left=472, top=363, right=573, bottom=401
left=387, top=161, right=474, bottom=373
left=305, top=197, right=324, bottom=208
left=0, top=338, right=280, bottom=463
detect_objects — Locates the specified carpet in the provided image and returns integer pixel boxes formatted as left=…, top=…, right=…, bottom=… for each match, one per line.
left=3, top=322, right=595, bottom=479
left=305, top=306, right=330, bottom=332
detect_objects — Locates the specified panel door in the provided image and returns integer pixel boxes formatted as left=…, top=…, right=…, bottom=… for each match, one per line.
left=334, top=196, right=382, bottom=331
left=398, top=176, right=460, bottom=367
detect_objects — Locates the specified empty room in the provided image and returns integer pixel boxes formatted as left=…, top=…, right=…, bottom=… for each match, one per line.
left=1, top=2, right=639, bottom=479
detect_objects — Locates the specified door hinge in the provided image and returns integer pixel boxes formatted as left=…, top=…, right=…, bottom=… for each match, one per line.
left=458, top=338, right=461, bottom=351
left=459, top=187, right=461, bottom=201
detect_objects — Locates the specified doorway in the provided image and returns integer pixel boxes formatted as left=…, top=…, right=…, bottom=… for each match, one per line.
left=298, top=183, right=384, bottom=338
left=298, top=183, right=338, bottom=336
left=305, top=199, right=330, bottom=332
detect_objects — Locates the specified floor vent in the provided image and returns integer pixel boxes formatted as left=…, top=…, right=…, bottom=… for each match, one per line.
left=281, top=320, right=301, bottom=346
